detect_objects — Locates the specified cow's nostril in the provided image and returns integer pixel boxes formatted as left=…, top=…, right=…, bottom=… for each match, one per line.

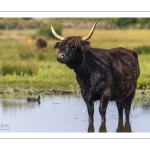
left=57, top=53, right=65, bottom=62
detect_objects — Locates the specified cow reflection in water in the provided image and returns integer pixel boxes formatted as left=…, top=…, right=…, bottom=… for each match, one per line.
left=88, top=120, right=131, bottom=132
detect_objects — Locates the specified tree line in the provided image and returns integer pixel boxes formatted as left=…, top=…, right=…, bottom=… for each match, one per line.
left=0, top=18, right=150, bottom=29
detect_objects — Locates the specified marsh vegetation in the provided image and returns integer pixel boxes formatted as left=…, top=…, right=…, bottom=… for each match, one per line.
left=0, top=21, right=150, bottom=95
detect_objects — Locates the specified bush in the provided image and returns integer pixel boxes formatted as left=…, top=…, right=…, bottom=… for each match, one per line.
left=35, top=21, right=63, bottom=39
left=116, top=18, right=137, bottom=28
left=134, top=45, right=150, bottom=54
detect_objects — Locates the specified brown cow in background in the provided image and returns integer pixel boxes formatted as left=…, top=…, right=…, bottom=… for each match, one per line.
left=35, top=36, right=47, bottom=51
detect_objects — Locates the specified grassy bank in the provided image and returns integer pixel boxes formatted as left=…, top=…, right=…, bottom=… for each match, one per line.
left=0, top=28, right=150, bottom=95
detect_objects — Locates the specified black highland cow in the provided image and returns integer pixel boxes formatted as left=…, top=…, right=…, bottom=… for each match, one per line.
left=51, top=20, right=140, bottom=124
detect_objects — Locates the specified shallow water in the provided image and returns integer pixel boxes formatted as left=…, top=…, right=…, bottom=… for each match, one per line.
left=0, top=94, right=150, bottom=132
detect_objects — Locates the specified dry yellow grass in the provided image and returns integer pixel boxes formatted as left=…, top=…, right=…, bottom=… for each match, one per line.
left=63, top=29, right=150, bottom=49
left=1, top=28, right=150, bottom=49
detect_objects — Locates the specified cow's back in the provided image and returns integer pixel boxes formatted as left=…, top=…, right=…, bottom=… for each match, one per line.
left=108, top=47, right=140, bottom=100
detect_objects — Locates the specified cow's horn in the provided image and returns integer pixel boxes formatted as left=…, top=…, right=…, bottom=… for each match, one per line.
left=51, top=22, right=65, bottom=41
left=81, top=19, right=99, bottom=41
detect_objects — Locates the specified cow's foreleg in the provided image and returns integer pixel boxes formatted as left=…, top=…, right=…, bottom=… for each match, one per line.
left=85, top=101, right=94, bottom=123
left=99, top=94, right=110, bottom=122
left=116, top=101, right=123, bottom=120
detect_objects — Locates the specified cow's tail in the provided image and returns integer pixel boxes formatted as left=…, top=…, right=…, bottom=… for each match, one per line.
left=133, top=51, right=140, bottom=79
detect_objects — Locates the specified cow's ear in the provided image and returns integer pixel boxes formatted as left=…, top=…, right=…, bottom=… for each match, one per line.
left=54, top=42, right=60, bottom=49
left=81, top=41, right=90, bottom=51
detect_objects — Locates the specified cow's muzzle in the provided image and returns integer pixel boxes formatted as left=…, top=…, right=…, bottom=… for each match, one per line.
left=57, top=53, right=65, bottom=63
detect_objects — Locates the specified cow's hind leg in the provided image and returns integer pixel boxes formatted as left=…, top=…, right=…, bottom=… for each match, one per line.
left=116, top=120, right=125, bottom=132
left=124, top=90, right=135, bottom=121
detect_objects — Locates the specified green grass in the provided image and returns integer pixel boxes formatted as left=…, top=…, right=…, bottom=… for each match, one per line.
left=0, top=61, right=79, bottom=92
left=1, top=60, right=39, bottom=76
left=0, top=28, right=150, bottom=95
left=137, top=55, right=150, bottom=89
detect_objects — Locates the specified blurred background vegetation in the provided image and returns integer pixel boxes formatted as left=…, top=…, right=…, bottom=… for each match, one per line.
left=1, top=18, right=150, bottom=30
left=0, top=18, right=150, bottom=95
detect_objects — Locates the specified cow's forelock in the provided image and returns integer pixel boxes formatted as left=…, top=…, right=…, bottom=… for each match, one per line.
left=60, top=36, right=90, bottom=51
left=61, top=37, right=82, bottom=49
